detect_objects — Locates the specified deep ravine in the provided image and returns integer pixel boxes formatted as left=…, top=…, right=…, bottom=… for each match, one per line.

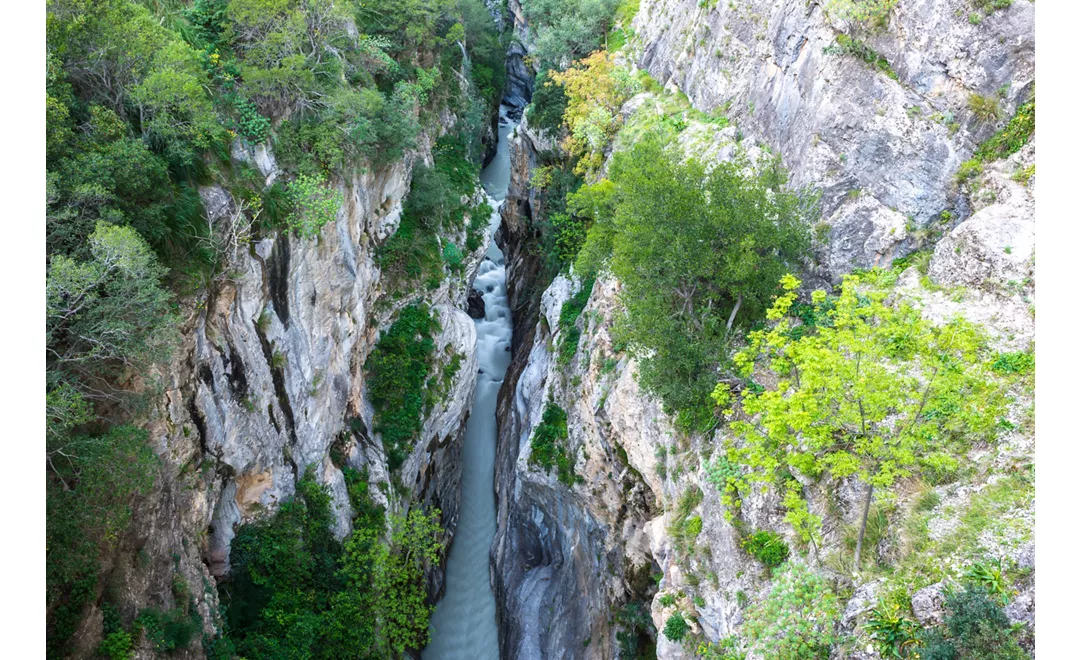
left=424, top=107, right=517, bottom=659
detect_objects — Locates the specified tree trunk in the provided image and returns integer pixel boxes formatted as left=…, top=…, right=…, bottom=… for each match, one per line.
left=726, top=294, right=743, bottom=334
left=853, top=483, right=874, bottom=573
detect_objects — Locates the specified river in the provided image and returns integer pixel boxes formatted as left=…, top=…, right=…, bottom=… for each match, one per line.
left=424, top=107, right=516, bottom=659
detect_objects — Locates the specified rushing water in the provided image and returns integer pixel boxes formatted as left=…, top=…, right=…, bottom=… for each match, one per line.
left=424, top=108, right=516, bottom=659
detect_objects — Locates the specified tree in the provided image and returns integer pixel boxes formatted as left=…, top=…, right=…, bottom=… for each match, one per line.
left=47, top=222, right=179, bottom=391
left=742, top=562, right=840, bottom=659
left=549, top=51, right=640, bottom=174
left=579, top=137, right=813, bottom=430
left=729, top=273, right=1005, bottom=568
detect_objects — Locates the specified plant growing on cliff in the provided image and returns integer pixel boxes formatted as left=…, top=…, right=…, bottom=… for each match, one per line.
left=729, top=274, right=1005, bottom=569
left=824, top=0, right=898, bottom=30
left=549, top=51, right=641, bottom=174
left=364, top=304, right=439, bottom=471
left=663, top=611, right=690, bottom=642
left=742, top=562, right=841, bottom=659
left=914, top=586, right=1026, bottom=660
left=742, top=530, right=790, bottom=568
left=581, top=137, right=814, bottom=431
left=529, top=402, right=582, bottom=486
left=285, top=174, right=343, bottom=239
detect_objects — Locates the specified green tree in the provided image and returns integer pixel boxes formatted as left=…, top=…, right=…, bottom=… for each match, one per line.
left=730, top=273, right=1004, bottom=566
left=581, top=137, right=813, bottom=430
left=742, top=562, right=840, bottom=659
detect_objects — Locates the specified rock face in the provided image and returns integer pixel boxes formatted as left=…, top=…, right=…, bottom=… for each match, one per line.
left=633, top=0, right=1034, bottom=281
left=491, top=2, right=1036, bottom=658
left=78, top=121, right=492, bottom=655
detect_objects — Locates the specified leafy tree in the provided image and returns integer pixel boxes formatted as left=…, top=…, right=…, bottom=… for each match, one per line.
left=549, top=51, right=641, bottom=174
left=581, top=137, right=813, bottom=430
left=742, top=562, right=840, bottom=659
left=522, top=0, right=621, bottom=67
left=47, top=222, right=179, bottom=388
left=528, top=68, right=571, bottom=133
left=730, top=273, right=1005, bottom=565
left=285, top=174, right=343, bottom=239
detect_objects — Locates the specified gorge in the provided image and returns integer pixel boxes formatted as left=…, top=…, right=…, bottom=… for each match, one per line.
left=44, top=1, right=1036, bottom=659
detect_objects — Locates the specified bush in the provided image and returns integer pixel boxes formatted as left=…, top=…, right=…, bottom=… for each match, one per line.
left=991, top=351, right=1034, bottom=375
left=741, top=530, right=790, bottom=568
left=528, top=69, right=570, bottom=132
left=364, top=304, right=439, bottom=471
left=285, top=174, right=343, bottom=239
left=865, top=599, right=919, bottom=659
left=968, top=94, right=1001, bottom=123
left=825, top=0, right=898, bottom=30
left=529, top=402, right=582, bottom=486
left=743, top=563, right=840, bottom=659
left=557, top=278, right=595, bottom=366
left=915, top=587, right=1026, bottom=660
left=663, top=611, right=690, bottom=642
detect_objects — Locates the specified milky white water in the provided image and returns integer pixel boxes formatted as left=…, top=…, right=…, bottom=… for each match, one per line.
left=424, top=109, right=516, bottom=659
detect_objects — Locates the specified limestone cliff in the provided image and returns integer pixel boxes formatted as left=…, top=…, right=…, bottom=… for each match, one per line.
left=491, top=1, right=1035, bottom=658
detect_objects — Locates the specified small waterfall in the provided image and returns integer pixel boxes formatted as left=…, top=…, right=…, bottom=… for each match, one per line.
left=424, top=107, right=517, bottom=659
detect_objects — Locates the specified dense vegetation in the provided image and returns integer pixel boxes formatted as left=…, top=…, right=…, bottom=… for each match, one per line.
left=364, top=304, right=441, bottom=472
left=576, top=139, right=814, bottom=431
left=217, top=469, right=443, bottom=658
left=46, top=0, right=502, bottom=654
left=528, top=402, right=582, bottom=486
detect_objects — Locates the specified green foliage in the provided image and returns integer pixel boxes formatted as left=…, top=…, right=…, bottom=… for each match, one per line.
left=742, top=530, right=790, bottom=568
left=522, top=0, right=621, bottom=67
left=136, top=605, right=203, bottom=653
left=965, top=559, right=1011, bottom=604
left=377, top=133, right=483, bottom=285
left=364, top=304, right=439, bottom=471
left=233, top=96, right=271, bottom=143
left=915, top=587, right=1026, bottom=660
left=824, top=34, right=898, bottom=80
left=557, top=278, right=596, bottom=366
left=528, top=69, right=571, bottom=133
left=222, top=469, right=443, bottom=658
left=743, top=563, right=841, bottom=659
left=957, top=97, right=1035, bottom=185
left=46, top=425, right=159, bottom=655
left=615, top=601, right=657, bottom=658
left=824, top=0, right=898, bottom=30
left=968, top=94, right=1001, bottom=123
left=730, top=273, right=1005, bottom=550
left=98, top=630, right=134, bottom=660
left=529, top=402, right=582, bottom=486
left=658, top=593, right=676, bottom=607
left=550, top=51, right=642, bottom=175
left=991, top=351, right=1034, bottom=375
left=588, top=138, right=813, bottom=431
left=285, top=174, right=343, bottom=239
left=443, top=242, right=464, bottom=272
left=865, top=599, right=919, bottom=658
left=696, top=636, right=746, bottom=660
left=662, top=611, right=689, bottom=642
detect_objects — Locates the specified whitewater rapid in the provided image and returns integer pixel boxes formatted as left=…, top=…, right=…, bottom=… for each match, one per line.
left=424, top=109, right=516, bottom=659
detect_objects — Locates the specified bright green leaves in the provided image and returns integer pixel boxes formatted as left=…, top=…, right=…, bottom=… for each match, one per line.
left=225, top=470, right=444, bottom=658
left=47, top=222, right=178, bottom=378
left=742, top=562, right=841, bottom=659
left=729, top=273, right=1007, bottom=545
left=285, top=174, right=343, bottom=239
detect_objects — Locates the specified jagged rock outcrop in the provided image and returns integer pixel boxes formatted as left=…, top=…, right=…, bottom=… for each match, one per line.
left=492, top=2, right=1035, bottom=658
left=75, top=121, right=492, bottom=655
left=633, top=0, right=1034, bottom=281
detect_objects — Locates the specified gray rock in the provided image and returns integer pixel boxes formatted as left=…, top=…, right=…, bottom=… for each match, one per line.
left=911, top=582, right=948, bottom=626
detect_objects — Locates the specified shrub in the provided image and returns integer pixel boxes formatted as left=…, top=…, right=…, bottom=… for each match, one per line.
left=915, top=587, right=1026, bottom=660
left=825, top=34, right=898, bottom=80
left=557, top=278, right=595, bottom=366
left=443, top=242, right=464, bottom=271
left=284, top=174, right=342, bottom=239
left=529, top=402, right=582, bottom=486
left=743, top=563, right=840, bottom=659
left=974, top=98, right=1034, bottom=162
left=663, top=611, right=689, bottom=642
left=658, top=593, right=676, bottom=607
left=865, top=599, right=919, bottom=658
left=991, top=351, right=1034, bottom=375
left=528, top=69, right=570, bottom=133
left=825, top=0, right=898, bottom=30
left=741, top=530, right=790, bottom=568
left=364, top=304, right=439, bottom=471
left=968, top=94, right=1001, bottom=123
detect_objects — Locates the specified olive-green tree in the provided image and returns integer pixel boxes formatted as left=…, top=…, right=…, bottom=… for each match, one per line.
left=728, top=274, right=1005, bottom=568
left=578, top=137, right=814, bottom=430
